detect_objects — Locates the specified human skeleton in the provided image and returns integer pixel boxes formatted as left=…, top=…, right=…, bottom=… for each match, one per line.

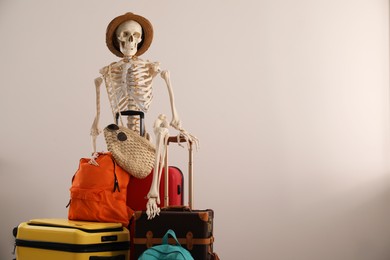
left=90, top=15, right=198, bottom=219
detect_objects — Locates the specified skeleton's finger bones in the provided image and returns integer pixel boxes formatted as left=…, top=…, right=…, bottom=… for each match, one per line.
left=175, top=130, right=200, bottom=150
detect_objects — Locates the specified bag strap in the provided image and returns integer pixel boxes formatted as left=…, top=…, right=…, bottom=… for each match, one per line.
left=162, top=229, right=181, bottom=246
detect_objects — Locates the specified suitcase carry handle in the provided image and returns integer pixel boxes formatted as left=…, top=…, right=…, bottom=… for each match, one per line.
left=115, top=110, right=145, bottom=136
left=161, top=205, right=192, bottom=211
left=164, top=136, right=194, bottom=209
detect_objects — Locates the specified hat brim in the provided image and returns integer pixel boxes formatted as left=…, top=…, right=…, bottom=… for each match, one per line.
left=106, top=12, right=153, bottom=58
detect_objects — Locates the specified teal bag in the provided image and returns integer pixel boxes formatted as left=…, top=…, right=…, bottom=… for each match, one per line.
left=138, top=229, right=194, bottom=260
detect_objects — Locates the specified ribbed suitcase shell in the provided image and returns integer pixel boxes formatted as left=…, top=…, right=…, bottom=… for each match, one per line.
left=15, top=219, right=130, bottom=260
left=130, top=209, right=215, bottom=260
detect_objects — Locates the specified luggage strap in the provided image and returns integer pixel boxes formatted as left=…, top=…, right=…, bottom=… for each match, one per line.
left=133, top=231, right=214, bottom=250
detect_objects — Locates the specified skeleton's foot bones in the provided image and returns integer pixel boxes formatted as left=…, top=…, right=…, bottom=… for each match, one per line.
left=146, top=175, right=161, bottom=220
left=146, top=197, right=161, bottom=219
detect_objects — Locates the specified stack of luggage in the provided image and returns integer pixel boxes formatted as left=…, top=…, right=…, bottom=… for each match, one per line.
left=13, top=112, right=219, bottom=260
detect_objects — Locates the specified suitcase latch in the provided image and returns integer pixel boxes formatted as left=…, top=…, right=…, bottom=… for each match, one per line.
left=101, top=235, right=118, bottom=242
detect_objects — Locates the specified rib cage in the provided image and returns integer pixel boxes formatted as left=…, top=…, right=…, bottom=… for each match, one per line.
left=126, top=61, right=154, bottom=112
left=104, top=59, right=157, bottom=133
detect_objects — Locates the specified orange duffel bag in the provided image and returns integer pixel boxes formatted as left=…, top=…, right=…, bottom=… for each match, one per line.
left=67, top=152, right=133, bottom=227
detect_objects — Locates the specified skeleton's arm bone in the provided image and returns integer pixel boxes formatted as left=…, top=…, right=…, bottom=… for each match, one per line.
left=90, top=62, right=124, bottom=146
left=90, top=77, right=104, bottom=152
left=90, top=61, right=125, bottom=155
left=159, top=69, right=199, bottom=149
left=160, top=70, right=181, bottom=129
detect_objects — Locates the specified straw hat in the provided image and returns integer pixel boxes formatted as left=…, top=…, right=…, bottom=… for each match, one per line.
left=106, top=12, right=153, bottom=57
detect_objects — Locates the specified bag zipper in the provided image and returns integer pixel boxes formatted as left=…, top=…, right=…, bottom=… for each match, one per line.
left=112, top=158, right=120, bottom=192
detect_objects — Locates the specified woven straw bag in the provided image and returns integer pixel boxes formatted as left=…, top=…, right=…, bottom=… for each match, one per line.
left=104, top=123, right=155, bottom=179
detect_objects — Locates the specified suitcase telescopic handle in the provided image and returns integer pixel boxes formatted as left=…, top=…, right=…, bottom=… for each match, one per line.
left=115, top=110, right=145, bottom=136
left=164, top=137, right=194, bottom=209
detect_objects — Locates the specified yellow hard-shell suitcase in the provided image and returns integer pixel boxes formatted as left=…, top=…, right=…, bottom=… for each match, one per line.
left=14, top=218, right=130, bottom=260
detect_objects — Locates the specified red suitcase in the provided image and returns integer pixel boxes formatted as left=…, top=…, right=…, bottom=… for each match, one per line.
left=114, top=110, right=184, bottom=211
left=127, top=166, right=184, bottom=211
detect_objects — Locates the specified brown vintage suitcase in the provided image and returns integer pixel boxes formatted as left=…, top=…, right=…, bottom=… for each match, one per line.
left=129, top=137, right=219, bottom=260
left=131, top=209, right=215, bottom=259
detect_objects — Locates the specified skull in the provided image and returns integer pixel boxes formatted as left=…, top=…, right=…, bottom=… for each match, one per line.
left=116, top=20, right=143, bottom=57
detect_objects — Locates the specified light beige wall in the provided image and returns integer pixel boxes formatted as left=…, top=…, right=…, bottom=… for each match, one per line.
left=0, top=0, right=389, bottom=259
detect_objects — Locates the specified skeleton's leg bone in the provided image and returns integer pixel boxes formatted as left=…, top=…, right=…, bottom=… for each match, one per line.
left=146, top=114, right=169, bottom=219
left=147, top=133, right=163, bottom=204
